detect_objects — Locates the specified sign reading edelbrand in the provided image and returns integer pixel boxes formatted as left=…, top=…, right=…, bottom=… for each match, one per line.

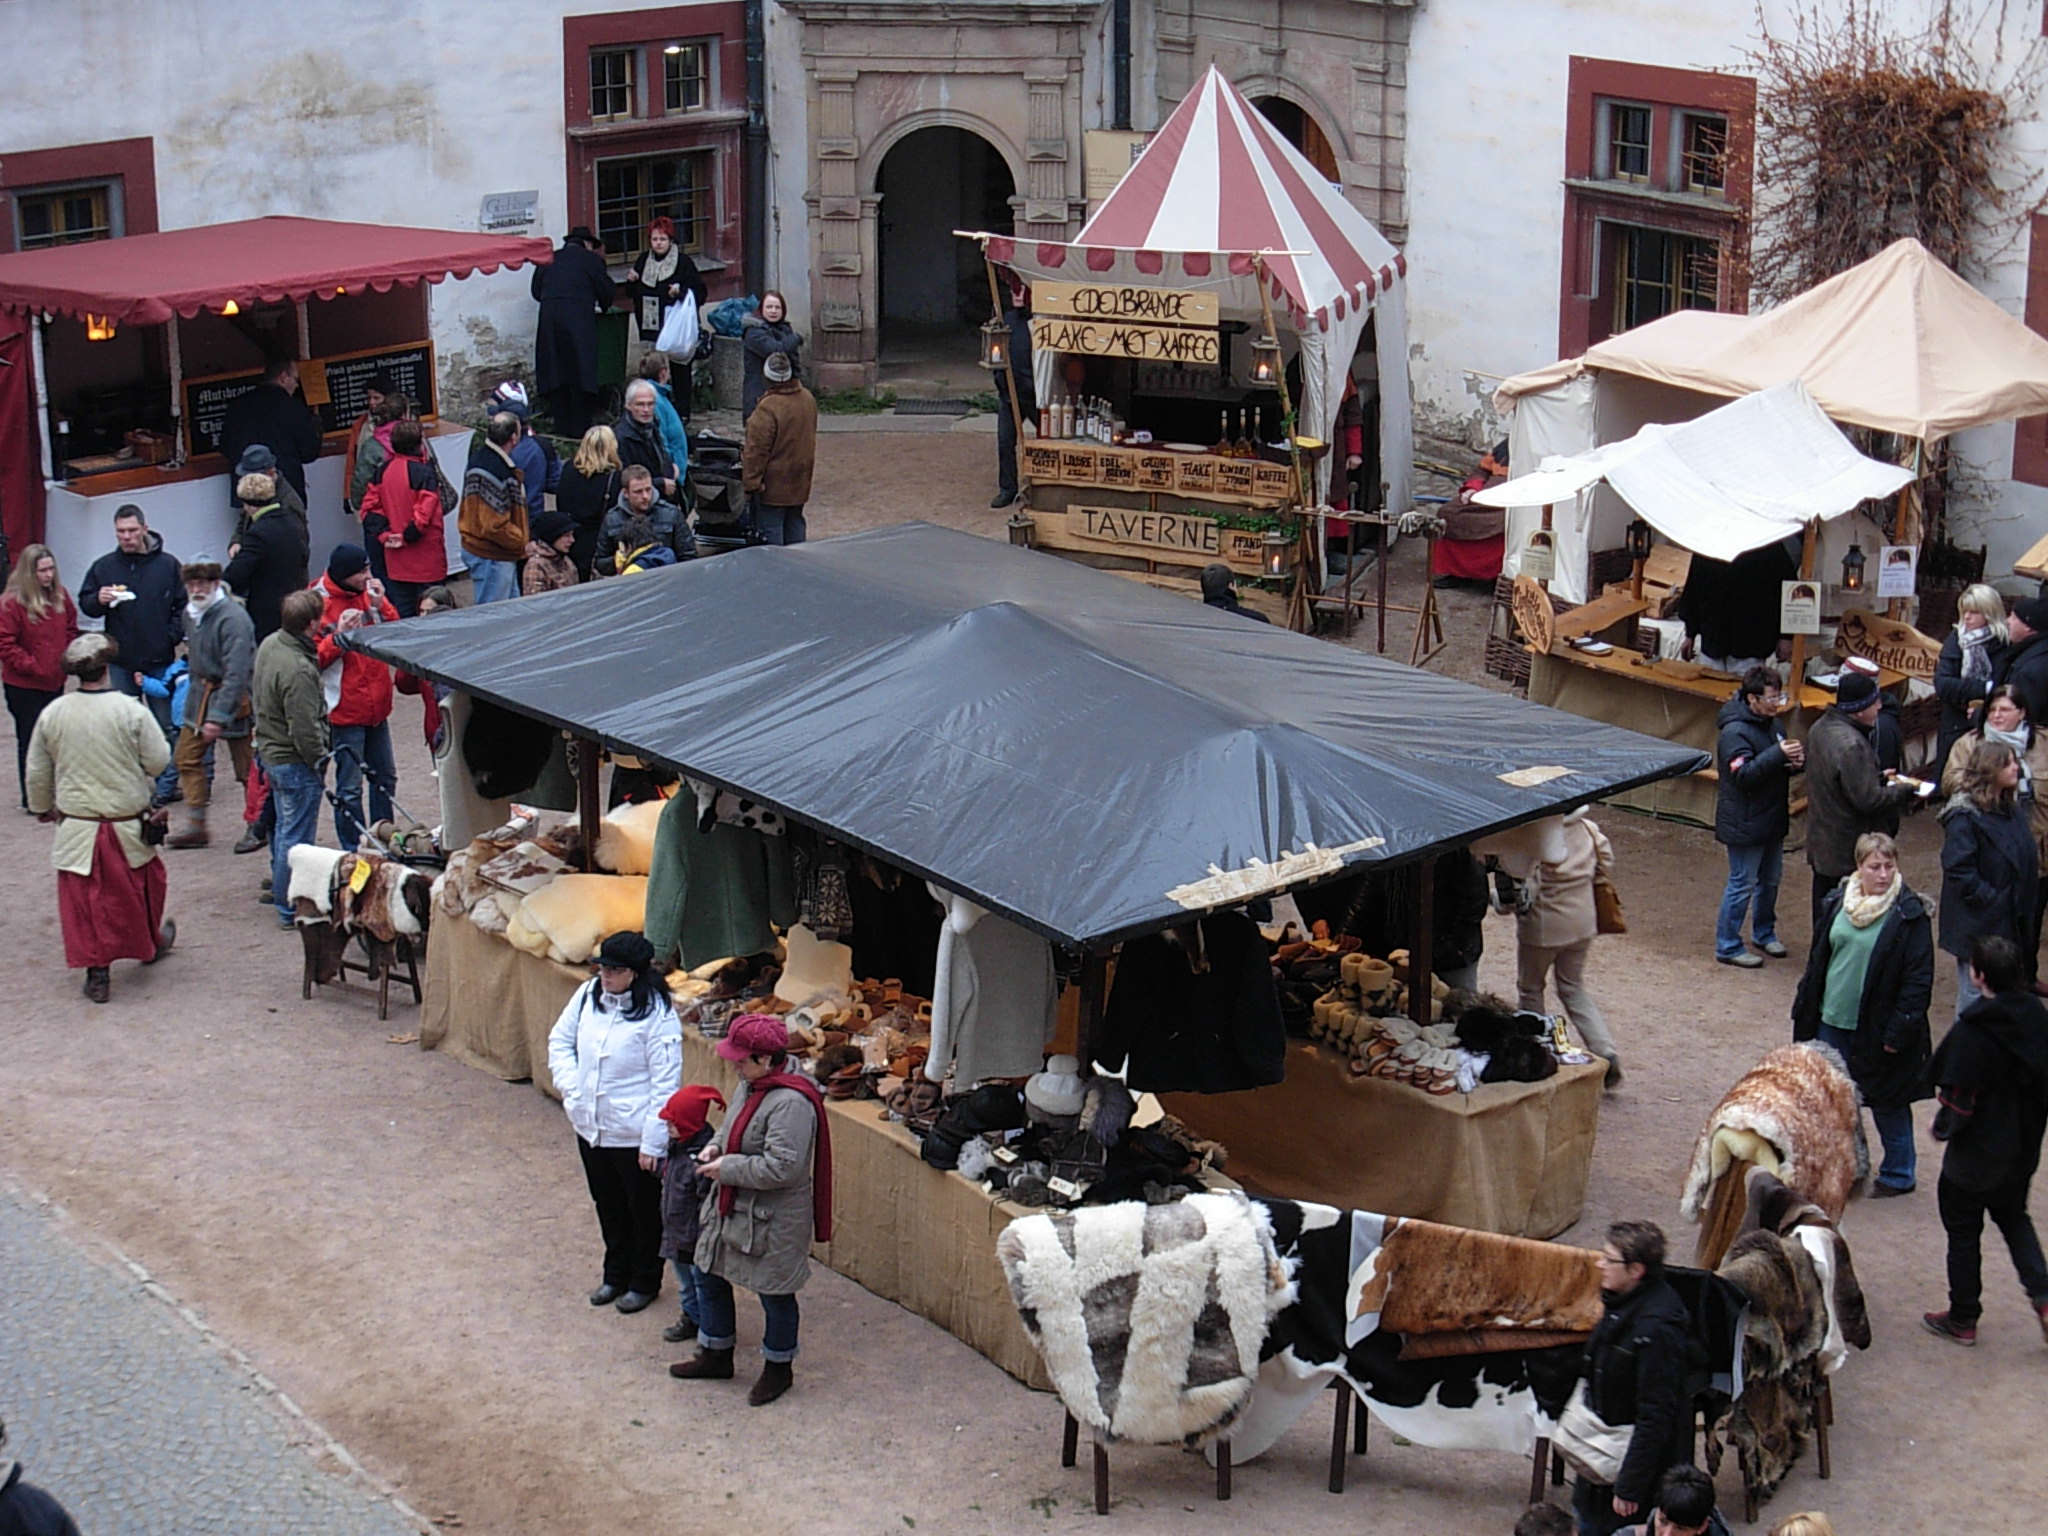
left=1029, top=316, right=1220, bottom=364
left=1035, top=280, right=1219, bottom=326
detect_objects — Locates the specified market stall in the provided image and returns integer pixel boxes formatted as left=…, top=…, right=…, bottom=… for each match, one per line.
left=0, top=216, right=552, bottom=579
left=349, top=523, right=1704, bottom=1372
left=962, top=66, right=1413, bottom=632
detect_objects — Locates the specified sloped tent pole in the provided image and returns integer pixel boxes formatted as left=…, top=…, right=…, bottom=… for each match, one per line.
left=1891, top=437, right=1924, bottom=623
left=981, top=248, right=1031, bottom=480
left=167, top=314, right=186, bottom=468
left=1787, top=516, right=1820, bottom=691
left=1253, top=256, right=1314, bottom=630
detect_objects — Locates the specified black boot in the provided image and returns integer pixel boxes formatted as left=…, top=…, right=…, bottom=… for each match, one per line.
left=83, top=967, right=111, bottom=1004
left=748, top=1360, right=794, bottom=1406
left=669, top=1348, right=735, bottom=1381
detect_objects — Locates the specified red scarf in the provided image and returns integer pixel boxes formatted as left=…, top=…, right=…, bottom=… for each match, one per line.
left=717, top=1073, right=834, bottom=1243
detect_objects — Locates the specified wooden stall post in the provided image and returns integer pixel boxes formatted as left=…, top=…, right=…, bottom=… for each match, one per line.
left=1252, top=259, right=1315, bottom=631
left=1407, top=856, right=1436, bottom=1026
left=1786, top=517, right=1819, bottom=692
left=983, top=254, right=1031, bottom=481
left=576, top=738, right=602, bottom=873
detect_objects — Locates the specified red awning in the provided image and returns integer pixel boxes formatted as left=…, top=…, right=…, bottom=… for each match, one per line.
left=0, top=216, right=555, bottom=326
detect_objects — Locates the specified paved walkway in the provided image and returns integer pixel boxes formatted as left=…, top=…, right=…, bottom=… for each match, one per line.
left=0, top=1186, right=422, bottom=1536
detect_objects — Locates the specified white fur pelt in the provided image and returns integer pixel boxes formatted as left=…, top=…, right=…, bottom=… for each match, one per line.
left=509, top=874, right=650, bottom=964
left=997, top=1193, right=1292, bottom=1447
left=287, top=845, right=347, bottom=914
left=593, top=799, right=666, bottom=876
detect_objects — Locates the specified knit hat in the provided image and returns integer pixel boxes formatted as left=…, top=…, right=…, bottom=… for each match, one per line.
left=2013, top=596, right=2048, bottom=632
left=716, top=1013, right=789, bottom=1062
left=234, top=444, right=278, bottom=476
left=530, top=508, right=575, bottom=545
left=1024, top=1055, right=1086, bottom=1118
left=491, top=380, right=531, bottom=419
left=327, top=544, right=370, bottom=584
left=1834, top=672, right=1878, bottom=711
left=595, top=930, right=656, bottom=971
left=762, top=351, right=793, bottom=383
left=659, top=1084, right=727, bottom=1138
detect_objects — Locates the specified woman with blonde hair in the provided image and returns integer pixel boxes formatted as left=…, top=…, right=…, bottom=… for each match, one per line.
left=1935, top=582, right=2008, bottom=767
left=555, top=423, right=624, bottom=579
left=1941, top=738, right=2038, bottom=1016
left=1768, top=1514, right=1837, bottom=1536
left=0, top=544, right=80, bottom=810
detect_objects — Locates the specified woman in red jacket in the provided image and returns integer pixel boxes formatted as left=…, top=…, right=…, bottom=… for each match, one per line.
left=360, top=419, right=450, bottom=618
left=0, top=544, right=80, bottom=810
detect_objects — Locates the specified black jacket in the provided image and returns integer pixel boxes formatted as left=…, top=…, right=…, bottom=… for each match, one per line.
left=223, top=504, right=310, bottom=643
left=1930, top=990, right=2048, bottom=1192
left=77, top=529, right=183, bottom=676
left=0, top=1460, right=82, bottom=1536
left=1793, top=884, right=1935, bottom=1110
left=1581, top=1274, right=1696, bottom=1506
left=1933, top=628, right=2006, bottom=768
left=219, top=382, right=324, bottom=504
left=1994, top=630, right=2048, bottom=727
left=1937, top=798, right=2039, bottom=959
left=1097, top=911, right=1286, bottom=1094
left=1676, top=541, right=1795, bottom=662
left=741, top=316, right=803, bottom=419
left=1713, top=692, right=1798, bottom=847
left=595, top=493, right=694, bottom=573
left=531, top=243, right=617, bottom=396
left=554, top=463, right=621, bottom=578
left=613, top=413, right=676, bottom=490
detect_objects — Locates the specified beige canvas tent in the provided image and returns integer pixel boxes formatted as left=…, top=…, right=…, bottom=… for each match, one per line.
left=1493, top=239, right=2048, bottom=600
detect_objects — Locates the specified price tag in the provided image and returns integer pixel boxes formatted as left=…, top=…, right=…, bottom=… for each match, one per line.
left=1046, top=1176, right=1084, bottom=1201
left=992, top=1144, right=1021, bottom=1165
left=349, top=858, right=373, bottom=894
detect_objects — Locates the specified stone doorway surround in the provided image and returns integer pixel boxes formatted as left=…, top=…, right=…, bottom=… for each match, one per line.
left=781, top=0, right=1097, bottom=391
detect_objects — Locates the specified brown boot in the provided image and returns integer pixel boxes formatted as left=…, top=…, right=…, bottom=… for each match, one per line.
left=747, top=1360, right=794, bottom=1406
left=164, top=805, right=209, bottom=849
left=83, top=967, right=111, bottom=1004
left=668, top=1348, right=734, bottom=1381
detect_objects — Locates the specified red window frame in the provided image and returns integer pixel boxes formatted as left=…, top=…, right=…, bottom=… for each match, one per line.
left=0, top=136, right=157, bottom=252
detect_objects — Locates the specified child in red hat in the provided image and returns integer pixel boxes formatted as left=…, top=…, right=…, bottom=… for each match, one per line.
left=657, top=1083, right=727, bottom=1344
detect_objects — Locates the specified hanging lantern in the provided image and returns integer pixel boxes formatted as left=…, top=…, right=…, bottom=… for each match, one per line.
left=979, top=316, right=1010, bottom=371
left=1841, top=542, right=1866, bottom=593
left=1006, top=512, right=1036, bottom=549
left=220, top=299, right=240, bottom=316
left=1248, top=333, right=1282, bottom=386
left=1262, top=527, right=1294, bottom=577
left=1625, top=518, right=1653, bottom=562
left=84, top=313, right=117, bottom=342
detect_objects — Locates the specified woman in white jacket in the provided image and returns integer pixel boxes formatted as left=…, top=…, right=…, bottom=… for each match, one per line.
left=547, top=930, right=682, bottom=1314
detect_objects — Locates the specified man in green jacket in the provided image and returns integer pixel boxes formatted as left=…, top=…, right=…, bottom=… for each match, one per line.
left=252, top=588, right=329, bottom=927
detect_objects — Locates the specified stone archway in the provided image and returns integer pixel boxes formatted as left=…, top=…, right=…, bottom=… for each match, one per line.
left=1252, top=93, right=1343, bottom=183
left=874, top=125, right=1018, bottom=387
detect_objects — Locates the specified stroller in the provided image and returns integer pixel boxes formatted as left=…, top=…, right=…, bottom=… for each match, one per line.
left=687, top=433, right=755, bottom=557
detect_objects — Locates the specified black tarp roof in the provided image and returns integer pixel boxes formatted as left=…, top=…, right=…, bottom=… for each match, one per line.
left=349, top=523, right=1704, bottom=948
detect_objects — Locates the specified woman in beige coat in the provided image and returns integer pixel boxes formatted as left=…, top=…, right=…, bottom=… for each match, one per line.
left=1515, top=809, right=1622, bottom=1085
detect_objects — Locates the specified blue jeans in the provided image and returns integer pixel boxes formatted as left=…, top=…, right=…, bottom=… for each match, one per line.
left=1716, top=840, right=1784, bottom=958
left=1816, top=1022, right=1917, bottom=1190
left=462, top=551, right=518, bottom=603
left=329, top=721, right=395, bottom=849
left=670, top=1259, right=707, bottom=1325
left=694, top=1270, right=800, bottom=1362
left=753, top=503, right=807, bottom=546
left=265, top=759, right=326, bottom=922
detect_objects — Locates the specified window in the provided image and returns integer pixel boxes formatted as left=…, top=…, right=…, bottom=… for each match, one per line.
left=1610, top=226, right=1720, bottom=331
left=1606, top=103, right=1653, bottom=182
left=663, top=43, right=709, bottom=113
left=13, top=181, right=116, bottom=250
left=1680, top=113, right=1728, bottom=196
left=595, top=153, right=711, bottom=255
left=590, top=49, right=636, bottom=121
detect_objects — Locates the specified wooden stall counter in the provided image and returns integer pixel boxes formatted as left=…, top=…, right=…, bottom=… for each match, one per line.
left=423, top=918, right=1054, bottom=1387
left=1159, top=1043, right=1605, bottom=1240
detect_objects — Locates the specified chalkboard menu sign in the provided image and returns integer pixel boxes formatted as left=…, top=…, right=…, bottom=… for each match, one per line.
left=182, top=341, right=437, bottom=457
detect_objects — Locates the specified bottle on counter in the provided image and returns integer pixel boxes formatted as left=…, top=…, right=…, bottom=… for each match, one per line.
left=1213, top=410, right=1232, bottom=456
left=1233, top=408, right=1254, bottom=458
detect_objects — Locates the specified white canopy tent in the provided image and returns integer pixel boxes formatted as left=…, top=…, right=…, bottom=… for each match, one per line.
left=970, top=66, right=1412, bottom=512
left=1475, top=382, right=1915, bottom=563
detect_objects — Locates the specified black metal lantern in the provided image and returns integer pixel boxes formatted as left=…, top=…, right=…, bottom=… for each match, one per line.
left=1841, top=542, right=1866, bottom=593
left=1625, top=518, right=1653, bottom=562
left=1248, top=333, right=1282, bottom=386
left=979, top=316, right=1010, bottom=371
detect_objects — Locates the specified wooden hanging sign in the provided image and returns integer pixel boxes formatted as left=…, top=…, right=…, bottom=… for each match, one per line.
left=1034, top=280, right=1220, bottom=326
left=1835, top=607, right=1941, bottom=680
left=1029, top=316, right=1220, bottom=364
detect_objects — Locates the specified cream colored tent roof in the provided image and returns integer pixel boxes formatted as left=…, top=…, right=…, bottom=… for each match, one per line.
left=1496, top=239, right=2048, bottom=441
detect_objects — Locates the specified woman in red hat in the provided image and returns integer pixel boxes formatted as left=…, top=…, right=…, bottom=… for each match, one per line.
left=670, top=1014, right=833, bottom=1406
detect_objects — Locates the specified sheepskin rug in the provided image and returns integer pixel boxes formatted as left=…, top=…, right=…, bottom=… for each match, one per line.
left=506, top=874, right=650, bottom=964
left=997, top=1193, right=1292, bottom=1447
left=1681, top=1043, right=1867, bottom=1225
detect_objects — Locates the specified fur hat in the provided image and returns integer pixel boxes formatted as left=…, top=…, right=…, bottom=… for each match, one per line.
left=1025, top=1055, right=1087, bottom=1118
left=62, top=633, right=117, bottom=677
left=236, top=471, right=277, bottom=504
left=658, top=1084, right=727, bottom=1137
left=181, top=555, right=223, bottom=582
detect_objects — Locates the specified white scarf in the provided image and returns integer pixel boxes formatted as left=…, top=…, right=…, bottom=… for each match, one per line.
left=1959, top=623, right=1996, bottom=684
left=1840, top=870, right=1902, bottom=928
left=184, top=584, right=227, bottom=631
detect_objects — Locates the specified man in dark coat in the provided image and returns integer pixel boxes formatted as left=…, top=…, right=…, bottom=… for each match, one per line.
left=991, top=272, right=1036, bottom=509
left=219, top=357, right=324, bottom=510
left=1993, top=596, right=2048, bottom=725
left=1801, top=672, right=1919, bottom=927
left=76, top=505, right=182, bottom=722
left=531, top=227, right=617, bottom=437
left=1576, top=1220, right=1696, bottom=1536
left=1199, top=563, right=1270, bottom=623
left=0, top=1420, right=81, bottom=1536
left=1713, top=666, right=1803, bottom=968
left=1923, top=934, right=2048, bottom=1346
left=595, top=466, right=692, bottom=574
left=614, top=379, right=680, bottom=502
left=223, top=473, right=311, bottom=642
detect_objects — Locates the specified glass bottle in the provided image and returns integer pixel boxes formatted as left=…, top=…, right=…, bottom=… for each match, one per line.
left=1233, top=408, right=1254, bottom=459
left=1213, top=410, right=1232, bottom=456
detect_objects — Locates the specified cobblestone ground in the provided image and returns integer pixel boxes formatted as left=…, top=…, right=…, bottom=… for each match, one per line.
left=0, top=1186, right=423, bottom=1536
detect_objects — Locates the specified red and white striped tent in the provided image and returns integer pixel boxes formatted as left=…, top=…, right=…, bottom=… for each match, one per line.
left=974, top=65, right=1411, bottom=511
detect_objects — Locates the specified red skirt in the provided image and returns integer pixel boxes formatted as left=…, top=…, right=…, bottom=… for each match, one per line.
left=57, top=821, right=168, bottom=968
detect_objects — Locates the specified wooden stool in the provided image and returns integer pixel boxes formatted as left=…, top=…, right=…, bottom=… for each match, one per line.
left=1326, top=1381, right=1369, bottom=1493
left=1061, top=1411, right=1231, bottom=1515
left=301, top=928, right=423, bottom=1021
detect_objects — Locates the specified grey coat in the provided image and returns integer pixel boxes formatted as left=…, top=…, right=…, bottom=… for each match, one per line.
left=181, top=595, right=256, bottom=737
left=695, top=1083, right=818, bottom=1295
left=1803, top=709, right=1916, bottom=878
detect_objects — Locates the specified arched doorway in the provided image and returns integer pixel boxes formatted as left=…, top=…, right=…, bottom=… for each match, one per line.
left=876, top=126, right=1016, bottom=385
left=1254, top=96, right=1340, bottom=183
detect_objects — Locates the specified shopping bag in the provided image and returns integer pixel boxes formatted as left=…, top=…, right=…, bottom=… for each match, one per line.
left=1593, top=876, right=1627, bottom=935
left=1551, top=1381, right=1629, bottom=1485
left=656, top=292, right=699, bottom=357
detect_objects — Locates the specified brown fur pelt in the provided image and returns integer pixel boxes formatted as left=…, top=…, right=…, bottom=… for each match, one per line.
left=1353, top=1216, right=1603, bottom=1339
left=1681, top=1043, right=1868, bottom=1229
left=1714, top=1226, right=1833, bottom=1508
left=1739, top=1167, right=1871, bottom=1353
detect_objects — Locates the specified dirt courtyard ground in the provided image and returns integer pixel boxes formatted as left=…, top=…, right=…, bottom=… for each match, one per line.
left=2, top=426, right=2041, bottom=1534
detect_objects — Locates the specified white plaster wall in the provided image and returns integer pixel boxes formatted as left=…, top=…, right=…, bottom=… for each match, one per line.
left=765, top=0, right=812, bottom=320
left=1404, top=0, right=2048, bottom=575
left=0, top=0, right=695, bottom=411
